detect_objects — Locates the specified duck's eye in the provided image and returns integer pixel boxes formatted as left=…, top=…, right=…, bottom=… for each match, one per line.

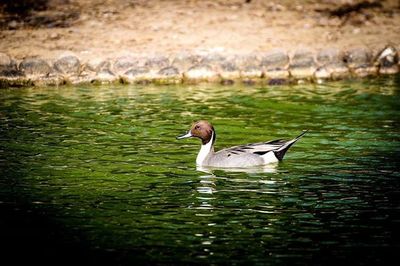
left=195, top=125, right=200, bottom=130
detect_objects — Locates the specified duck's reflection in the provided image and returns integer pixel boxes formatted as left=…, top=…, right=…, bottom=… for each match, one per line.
left=192, top=164, right=280, bottom=259
left=196, top=164, right=278, bottom=174
left=195, top=172, right=216, bottom=210
left=194, top=164, right=278, bottom=210
left=192, top=170, right=218, bottom=259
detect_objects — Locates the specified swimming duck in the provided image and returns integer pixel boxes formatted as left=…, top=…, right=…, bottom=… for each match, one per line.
left=177, top=120, right=307, bottom=168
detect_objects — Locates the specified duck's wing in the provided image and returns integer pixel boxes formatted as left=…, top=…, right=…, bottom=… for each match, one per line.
left=219, top=139, right=288, bottom=156
left=218, top=130, right=308, bottom=160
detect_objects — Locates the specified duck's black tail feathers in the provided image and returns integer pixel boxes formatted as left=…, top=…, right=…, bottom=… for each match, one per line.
left=273, top=130, right=308, bottom=161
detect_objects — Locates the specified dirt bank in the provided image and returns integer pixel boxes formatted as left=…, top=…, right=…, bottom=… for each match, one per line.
left=1, top=0, right=399, bottom=61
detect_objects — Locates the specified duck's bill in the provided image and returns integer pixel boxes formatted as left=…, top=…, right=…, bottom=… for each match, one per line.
left=176, top=131, right=192, bottom=140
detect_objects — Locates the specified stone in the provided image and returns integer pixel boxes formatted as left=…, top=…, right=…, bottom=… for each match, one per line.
left=238, top=54, right=263, bottom=79
left=81, top=67, right=116, bottom=85
left=330, top=65, right=351, bottom=80
left=120, top=66, right=151, bottom=83
left=3, top=46, right=400, bottom=87
left=260, top=50, right=289, bottom=70
left=113, top=55, right=145, bottom=74
left=289, top=49, right=316, bottom=79
left=124, top=67, right=150, bottom=77
left=219, top=58, right=240, bottom=80
left=19, top=58, right=52, bottom=76
left=344, top=47, right=371, bottom=68
left=0, top=53, right=13, bottom=67
left=171, top=53, right=200, bottom=72
left=235, top=53, right=260, bottom=70
left=240, top=65, right=263, bottom=79
left=90, top=69, right=117, bottom=84
left=314, top=67, right=331, bottom=79
left=263, top=69, right=290, bottom=80
left=220, top=60, right=238, bottom=72
left=236, top=53, right=263, bottom=81
left=291, top=49, right=315, bottom=68
left=49, top=32, right=61, bottom=40
left=0, top=53, right=21, bottom=77
left=376, top=46, right=399, bottom=74
left=199, top=53, right=237, bottom=76
left=260, top=50, right=289, bottom=80
left=97, top=69, right=116, bottom=79
left=79, top=59, right=117, bottom=84
left=86, top=59, right=112, bottom=73
left=158, top=66, right=179, bottom=76
left=200, top=53, right=226, bottom=66
left=154, top=66, right=182, bottom=84
left=344, top=47, right=377, bottom=77
left=54, top=55, right=80, bottom=75
left=317, top=48, right=343, bottom=65
left=183, top=64, right=219, bottom=83
left=145, top=56, right=170, bottom=70
left=8, top=20, right=18, bottom=29
left=315, top=48, right=349, bottom=80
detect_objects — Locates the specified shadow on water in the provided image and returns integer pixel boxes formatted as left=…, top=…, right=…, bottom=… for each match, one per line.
left=0, top=202, right=117, bottom=265
left=0, top=113, right=118, bottom=265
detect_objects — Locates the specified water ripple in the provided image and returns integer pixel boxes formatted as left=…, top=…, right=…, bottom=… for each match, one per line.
left=1, top=77, right=399, bottom=265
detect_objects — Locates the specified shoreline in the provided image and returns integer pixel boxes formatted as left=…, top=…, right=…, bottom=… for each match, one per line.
left=0, top=45, right=399, bottom=88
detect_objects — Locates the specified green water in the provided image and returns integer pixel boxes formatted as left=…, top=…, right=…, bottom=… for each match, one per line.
left=1, top=77, right=399, bottom=265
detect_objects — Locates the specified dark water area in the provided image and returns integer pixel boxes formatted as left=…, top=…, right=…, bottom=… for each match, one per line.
left=1, top=77, right=400, bottom=265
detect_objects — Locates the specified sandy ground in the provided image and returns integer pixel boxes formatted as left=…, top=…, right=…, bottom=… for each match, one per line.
left=0, top=0, right=399, bottom=61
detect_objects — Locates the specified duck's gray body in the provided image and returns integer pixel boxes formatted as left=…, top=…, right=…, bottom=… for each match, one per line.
left=177, top=120, right=307, bottom=168
left=202, top=149, right=266, bottom=167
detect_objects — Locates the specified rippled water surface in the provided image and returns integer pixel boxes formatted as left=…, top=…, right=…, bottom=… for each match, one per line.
left=1, top=77, right=400, bottom=265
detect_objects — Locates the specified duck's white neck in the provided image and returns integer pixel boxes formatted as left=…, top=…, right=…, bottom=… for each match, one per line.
left=196, top=132, right=214, bottom=165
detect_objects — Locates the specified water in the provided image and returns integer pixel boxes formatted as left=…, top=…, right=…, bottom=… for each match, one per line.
left=1, top=77, right=399, bottom=265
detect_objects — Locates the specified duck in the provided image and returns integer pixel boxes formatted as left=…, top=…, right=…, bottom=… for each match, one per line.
left=176, top=120, right=307, bottom=168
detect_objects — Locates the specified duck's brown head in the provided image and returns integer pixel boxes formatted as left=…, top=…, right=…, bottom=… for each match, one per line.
left=176, top=120, right=215, bottom=145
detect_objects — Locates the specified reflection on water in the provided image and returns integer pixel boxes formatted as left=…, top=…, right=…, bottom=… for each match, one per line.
left=0, top=76, right=400, bottom=265
left=197, top=164, right=278, bottom=174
